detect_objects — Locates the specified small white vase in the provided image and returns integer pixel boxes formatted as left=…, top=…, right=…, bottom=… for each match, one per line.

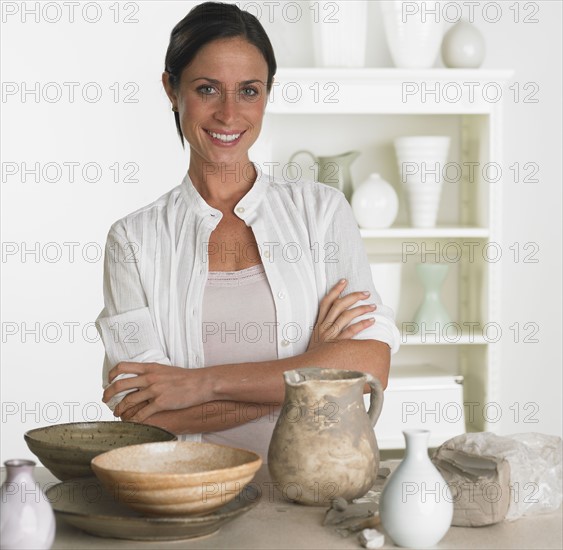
left=351, top=173, right=399, bottom=229
left=0, top=460, right=55, bottom=550
left=380, top=430, right=453, bottom=548
left=441, top=19, right=486, bottom=68
left=311, top=1, right=368, bottom=67
left=369, top=262, right=402, bottom=316
left=381, top=1, right=445, bottom=68
left=394, top=136, right=450, bottom=228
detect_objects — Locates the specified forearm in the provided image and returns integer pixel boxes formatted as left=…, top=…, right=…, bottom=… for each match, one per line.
left=204, top=339, right=390, bottom=405
left=142, top=400, right=280, bottom=435
left=108, top=339, right=390, bottom=426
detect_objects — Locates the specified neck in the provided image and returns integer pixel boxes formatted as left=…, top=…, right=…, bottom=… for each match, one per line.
left=188, top=158, right=257, bottom=205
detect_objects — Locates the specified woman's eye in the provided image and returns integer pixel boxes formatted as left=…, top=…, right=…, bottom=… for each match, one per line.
left=197, top=85, right=216, bottom=95
left=241, top=87, right=259, bottom=97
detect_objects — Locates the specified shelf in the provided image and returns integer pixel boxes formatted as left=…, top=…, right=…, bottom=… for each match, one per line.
left=360, top=226, right=490, bottom=239
left=401, top=334, right=488, bottom=346
left=268, top=68, right=515, bottom=115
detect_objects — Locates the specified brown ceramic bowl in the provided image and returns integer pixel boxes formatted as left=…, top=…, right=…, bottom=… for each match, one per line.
left=24, top=422, right=177, bottom=481
left=91, top=441, right=262, bottom=516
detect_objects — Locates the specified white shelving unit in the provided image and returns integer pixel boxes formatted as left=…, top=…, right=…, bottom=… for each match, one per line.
left=261, top=68, right=514, bottom=447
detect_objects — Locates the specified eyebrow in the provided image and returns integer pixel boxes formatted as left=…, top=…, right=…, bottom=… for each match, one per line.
left=190, top=77, right=266, bottom=85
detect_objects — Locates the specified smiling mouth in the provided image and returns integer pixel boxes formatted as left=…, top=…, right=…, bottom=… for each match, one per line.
left=205, top=129, right=244, bottom=144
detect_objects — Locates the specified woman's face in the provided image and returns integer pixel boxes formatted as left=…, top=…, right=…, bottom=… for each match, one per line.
left=166, top=36, right=270, bottom=172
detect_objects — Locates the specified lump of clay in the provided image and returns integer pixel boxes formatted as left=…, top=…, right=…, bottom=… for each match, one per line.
left=359, top=528, right=385, bottom=549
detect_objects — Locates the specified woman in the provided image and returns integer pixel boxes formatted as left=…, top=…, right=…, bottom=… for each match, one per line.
left=96, top=2, right=400, bottom=461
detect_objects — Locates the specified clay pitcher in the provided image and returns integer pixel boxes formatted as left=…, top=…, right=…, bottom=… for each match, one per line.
left=268, top=367, right=384, bottom=506
left=288, top=150, right=360, bottom=202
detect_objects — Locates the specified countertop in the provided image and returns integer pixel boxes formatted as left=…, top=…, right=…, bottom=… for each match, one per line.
left=3, top=465, right=562, bottom=549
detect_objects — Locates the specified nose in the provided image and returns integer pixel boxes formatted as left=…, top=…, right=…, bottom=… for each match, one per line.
left=213, top=91, right=239, bottom=125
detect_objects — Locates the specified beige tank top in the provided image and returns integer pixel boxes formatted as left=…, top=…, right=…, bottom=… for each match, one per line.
left=200, top=263, right=281, bottom=462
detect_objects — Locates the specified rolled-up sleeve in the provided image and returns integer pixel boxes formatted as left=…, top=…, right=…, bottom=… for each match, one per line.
left=323, top=193, right=401, bottom=354
left=95, top=223, right=171, bottom=409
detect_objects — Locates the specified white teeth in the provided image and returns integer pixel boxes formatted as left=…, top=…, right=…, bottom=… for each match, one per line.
left=207, top=130, right=241, bottom=142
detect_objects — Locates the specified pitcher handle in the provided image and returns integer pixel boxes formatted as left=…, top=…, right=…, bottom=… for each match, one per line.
left=288, top=150, right=317, bottom=180
left=365, top=374, right=384, bottom=427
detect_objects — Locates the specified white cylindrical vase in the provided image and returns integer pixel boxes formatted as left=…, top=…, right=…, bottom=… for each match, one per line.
left=311, top=1, right=368, bottom=67
left=381, top=0, right=445, bottom=68
left=394, top=136, right=451, bottom=228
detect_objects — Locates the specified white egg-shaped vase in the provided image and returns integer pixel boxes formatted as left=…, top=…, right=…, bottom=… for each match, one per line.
left=351, top=173, right=399, bottom=229
left=380, top=430, right=453, bottom=548
left=441, top=19, right=486, bottom=68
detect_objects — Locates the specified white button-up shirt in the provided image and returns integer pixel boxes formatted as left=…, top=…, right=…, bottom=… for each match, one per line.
left=95, top=164, right=401, bottom=439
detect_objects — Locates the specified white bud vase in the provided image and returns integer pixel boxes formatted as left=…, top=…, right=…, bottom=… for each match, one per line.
left=351, top=173, right=399, bottom=229
left=0, top=460, right=55, bottom=550
left=380, top=430, right=453, bottom=548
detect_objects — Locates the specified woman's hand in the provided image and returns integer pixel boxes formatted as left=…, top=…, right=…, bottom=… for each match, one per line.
left=307, top=279, right=377, bottom=353
left=103, top=362, right=211, bottom=422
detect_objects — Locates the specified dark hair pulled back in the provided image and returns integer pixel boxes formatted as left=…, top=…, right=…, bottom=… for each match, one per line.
left=164, top=1, right=277, bottom=148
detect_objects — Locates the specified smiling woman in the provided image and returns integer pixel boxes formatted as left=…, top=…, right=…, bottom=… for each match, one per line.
left=94, top=1, right=400, bottom=462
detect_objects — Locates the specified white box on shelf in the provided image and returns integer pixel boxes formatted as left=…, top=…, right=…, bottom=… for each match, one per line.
left=366, top=365, right=466, bottom=450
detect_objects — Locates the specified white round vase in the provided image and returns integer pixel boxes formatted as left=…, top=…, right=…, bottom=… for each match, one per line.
left=351, top=173, right=399, bottom=229
left=441, top=19, right=486, bottom=68
left=0, top=460, right=55, bottom=550
left=380, top=430, right=453, bottom=548
left=381, top=1, right=445, bottom=68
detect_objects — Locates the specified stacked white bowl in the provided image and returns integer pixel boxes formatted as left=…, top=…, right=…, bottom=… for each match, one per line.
left=394, top=136, right=451, bottom=228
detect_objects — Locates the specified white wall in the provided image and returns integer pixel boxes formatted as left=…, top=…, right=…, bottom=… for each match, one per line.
left=2, top=1, right=561, bottom=461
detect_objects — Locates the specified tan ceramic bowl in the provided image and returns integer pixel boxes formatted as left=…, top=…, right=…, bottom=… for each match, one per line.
left=24, top=422, right=177, bottom=480
left=91, top=441, right=262, bottom=516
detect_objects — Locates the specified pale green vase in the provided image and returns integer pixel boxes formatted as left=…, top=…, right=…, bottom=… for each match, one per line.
left=414, top=263, right=451, bottom=330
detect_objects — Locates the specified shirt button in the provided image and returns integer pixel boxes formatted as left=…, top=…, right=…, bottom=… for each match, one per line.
left=236, top=207, right=245, bottom=214
left=210, top=212, right=216, bottom=217
left=263, top=250, right=270, bottom=258
left=278, top=291, right=285, bottom=299
left=281, top=340, right=290, bottom=347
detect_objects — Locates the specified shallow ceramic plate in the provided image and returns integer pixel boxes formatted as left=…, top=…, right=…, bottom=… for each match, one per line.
left=45, top=477, right=260, bottom=541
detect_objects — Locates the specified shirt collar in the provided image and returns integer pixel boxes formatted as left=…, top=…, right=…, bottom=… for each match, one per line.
left=180, top=162, right=269, bottom=225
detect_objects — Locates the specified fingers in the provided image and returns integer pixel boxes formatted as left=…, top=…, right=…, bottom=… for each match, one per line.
left=317, top=303, right=375, bottom=341
left=130, top=402, right=160, bottom=423
left=103, top=374, right=144, bottom=403
left=336, top=317, right=376, bottom=340
left=108, top=361, right=148, bottom=383
left=120, top=401, right=149, bottom=421
left=318, top=279, right=348, bottom=321
left=113, top=388, right=154, bottom=417
left=324, top=292, right=375, bottom=327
